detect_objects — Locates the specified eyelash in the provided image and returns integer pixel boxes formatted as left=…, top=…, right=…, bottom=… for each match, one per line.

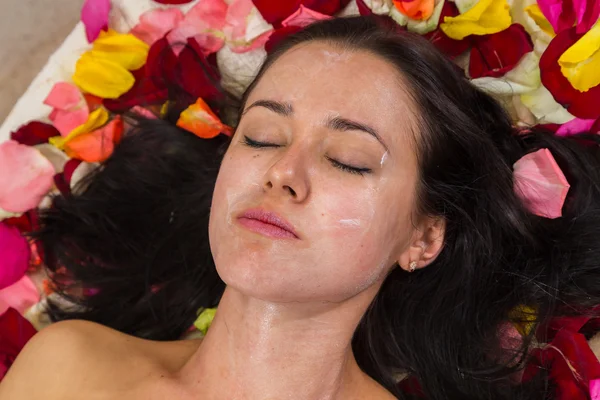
left=242, top=136, right=372, bottom=176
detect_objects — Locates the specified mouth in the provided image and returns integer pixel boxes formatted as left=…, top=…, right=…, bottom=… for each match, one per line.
left=237, top=208, right=299, bottom=239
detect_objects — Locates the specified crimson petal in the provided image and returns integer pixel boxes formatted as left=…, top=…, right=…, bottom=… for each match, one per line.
left=10, top=122, right=60, bottom=147
left=540, top=27, right=600, bottom=119
left=0, top=308, right=37, bottom=381
left=423, top=2, right=471, bottom=59
left=469, top=24, right=533, bottom=78
left=252, top=0, right=350, bottom=27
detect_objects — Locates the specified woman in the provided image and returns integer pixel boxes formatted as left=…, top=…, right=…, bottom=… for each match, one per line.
left=1, top=16, right=599, bottom=399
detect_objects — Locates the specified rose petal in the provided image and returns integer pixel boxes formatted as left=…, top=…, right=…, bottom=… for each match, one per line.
left=469, top=24, right=534, bottom=78
left=513, top=148, right=570, bottom=219
left=91, top=30, right=150, bottom=71
left=407, top=0, right=446, bottom=35
left=573, top=0, right=600, bottom=34
left=540, top=26, right=600, bottom=119
left=81, top=0, right=111, bottom=43
left=393, top=0, right=435, bottom=20
left=537, top=0, right=576, bottom=35
left=524, top=4, right=556, bottom=37
left=131, top=8, right=185, bottom=46
left=49, top=107, right=110, bottom=150
left=73, top=52, right=136, bottom=99
left=440, top=0, right=512, bottom=40
left=131, top=106, right=158, bottom=119
left=0, top=141, right=55, bottom=214
left=70, top=162, right=99, bottom=194
left=153, top=0, right=194, bottom=4
left=591, top=379, right=600, bottom=400
left=43, top=82, right=83, bottom=110
left=558, top=20, right=600, bottom=92
left=10, top=122, right=60, bottom=147
left=63, top=159, right=83, bottom=186
left=0, top=276, right=40, bottom=317
left=282, top=4, right=332, bottom=27
left=177, top=97, right=233, bottom=138
left=252, top=0, right=350, bottom=26
left=0, top=308, right=38, bottom=381
left=177, top=38, right=224, bottom=103
left=556, top=117, right=597, bottom=136
left=423, top=1, right=471, bottom=58
left=64, top=117, right=123, bottom=162
left=0, top=224, right=30, bottom=290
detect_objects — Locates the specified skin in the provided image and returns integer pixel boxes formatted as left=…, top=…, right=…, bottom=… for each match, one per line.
left=0, top=41, right=445, bottom=400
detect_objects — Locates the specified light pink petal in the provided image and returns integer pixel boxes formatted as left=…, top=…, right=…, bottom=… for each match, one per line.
left=591, top=379, right=600, bottom=400
left=0, top=141, right=55, bottom=213
left=43, top=82, right=83, bottom=110
left=281, top=5, right=332, bottom=28
left=228, top=30, right=272, bottom=53
left=130, top=8, right=184, bottom=45
left=0, top=275, right=40, bottom=316
left=192, top=33, right=226, bottom=55
left=131, top=106, right=158, bottom=119
left=186, top=0, right=228, bottom=29
left=49, top=108, right=90, bottom=137
left=0, top=223, right=30, bottom=290
left=513, top=148, right=570, bottom=219
left=556, top=117, right=596, bottom=137
left=225, top=0, right=256, bottom=40
left=81, top=0, right=111, bottom=43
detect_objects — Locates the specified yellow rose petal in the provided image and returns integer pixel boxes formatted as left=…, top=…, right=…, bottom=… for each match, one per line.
left=558, top=20, right=600, bottom=92
left=92, top=29, right=149, bottom=71
left=440, top=0, right=511, bottom=40
left=524, top=4, right=555, bottom=37
left=508, top=305, right=537, bottom=337
left=49, top=107, right=110, bottom=149
left=73, top=52, right=136, bottom=99
left=194, top=308, right=217, bottom=335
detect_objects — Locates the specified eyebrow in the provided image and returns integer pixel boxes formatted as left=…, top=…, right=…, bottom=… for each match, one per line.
left=244, top=99, right=389, bottom=152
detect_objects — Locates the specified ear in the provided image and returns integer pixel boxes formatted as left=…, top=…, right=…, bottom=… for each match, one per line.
left=397, top=216, right=445, bottom=272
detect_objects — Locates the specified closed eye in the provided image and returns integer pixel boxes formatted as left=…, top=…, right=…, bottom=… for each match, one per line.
left=242, top=136, right=371, bottom=176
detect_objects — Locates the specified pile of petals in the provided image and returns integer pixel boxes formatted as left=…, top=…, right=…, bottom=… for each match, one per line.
left=0, top=0, right=599, bottom=394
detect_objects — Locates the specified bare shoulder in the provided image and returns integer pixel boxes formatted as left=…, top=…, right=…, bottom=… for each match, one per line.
left=0, top=320, right=200, bottom=400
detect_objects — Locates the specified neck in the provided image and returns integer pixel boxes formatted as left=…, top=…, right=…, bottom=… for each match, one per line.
left=179, top=285, right=381, bottom=400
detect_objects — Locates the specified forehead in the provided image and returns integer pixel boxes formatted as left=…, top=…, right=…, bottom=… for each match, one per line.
left=246, top=41, right=418, bottom=151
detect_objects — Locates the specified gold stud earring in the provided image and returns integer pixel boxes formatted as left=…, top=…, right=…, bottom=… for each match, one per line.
left=409, top=261, right=417, bottom=273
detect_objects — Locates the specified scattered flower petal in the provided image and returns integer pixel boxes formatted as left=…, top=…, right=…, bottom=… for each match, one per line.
left=91, top=30, right=150, bottom=71
left=0, top=276, right=40, bottom=317
left=406, top=0, right=446, bottom=35
left=537, top=0, right=575, bottom=35
left=43, top=82, right=89, bottom=136
left=0, top=224, right=30, bottom=290
left=131, top=106, right=158, bottom=119
left=49, top=107, right=110, bottom=150
left=558, top=19, right=600, bottom=92
left=423, top=1, right=471, bottom=58
left=177, top=97, right=233, bottom=138
left=64, top=117, right=124, bottom=162
left=10, top=122, right=60, bottom=147
left=194, top=307, right=217, bottom=335
left=469, top=24, right=533, bottom=78
left=393, top=0, right=435, bottom=20
left=440, top=0, right=512, bottom=40
left=252, top=0, right=350, bottom=26
left=556, top=117, right=597, bottom=136
left=73, top=52, right=136, bottom=99
left=524, top=4, right=555, bottom=37
left=70, top=161, right=99, bottom=194
left=282, top=4, right=332, bottom=27
left=131, top=8, right=184, bottom=45
left=0, top=141, right=55, bottom=215
left=153, top=0, right=194, bottom=3
left=513, top=148, right=570, bottom=219
left=0, top=308, right=38, bottom=381
left=81, top=0, right=111, bottom=43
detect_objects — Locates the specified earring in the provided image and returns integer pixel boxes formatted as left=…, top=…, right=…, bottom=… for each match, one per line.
left=409, top=261, right=417, bottom=273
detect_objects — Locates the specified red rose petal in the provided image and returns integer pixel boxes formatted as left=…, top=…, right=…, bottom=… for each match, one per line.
left=253, top=0, right=350, bottom=26
left=540, top=27, right=600, bottom=119
left=469, top=24, right=534, bottom=78
left=10, top=122, right=60, bottom=147
left=177, top=37, right=224, bottom=103
left=0, top=308, right=37, bottom=381
left=152, top=0, right=194, bottom=4
left=423, top=2, right=471, bottom=59
left=63, top=159, right=83, bottom=186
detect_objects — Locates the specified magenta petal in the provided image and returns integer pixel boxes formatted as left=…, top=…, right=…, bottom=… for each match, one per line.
left=281, top=5, right=332, bottom=28
left=590, top=379, right=600, bottom=400
left=513, top=148, right=571, bottom=219
left=556, top=117, right=597, bottom=137
left=0, top=223, right=30, bottom=290
left=573, top=0, right=600, bottom=33
left=81, top=0, right=111, bottom=43
left=537, top=0, right=575, bottom=34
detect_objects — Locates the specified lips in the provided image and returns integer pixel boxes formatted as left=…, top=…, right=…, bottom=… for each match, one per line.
left=237, top=208, right=299, bottom=239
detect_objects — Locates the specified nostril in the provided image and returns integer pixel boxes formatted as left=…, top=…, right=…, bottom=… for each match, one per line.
left=285, top=186, right=296, bottom=197
left=265, top=181, right=273, bottom=189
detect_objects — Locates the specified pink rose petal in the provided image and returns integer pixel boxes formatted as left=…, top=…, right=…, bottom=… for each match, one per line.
left=0, top=141, right=55, bottom=213
left=591, top=378, right=600, bottom=400
left=43, top=83, right=89, bottom=136
left=131, top=8, right=184, bottom=45
left=281, top=5, right=332, bottom=28
left=49, top=108, right=90, bottom=137
left=0, top=275, right=40, bottom=316
left=556, top=117, right=597, bottom=137
left=0, top=223, right=30, bottom=290
left=573, top=0, right=600, bottom=34
left=131, top=106, right=158, bottom=119
left=81, top=0, right=111, bottom=43
left=44, top=82, right=82, bottom=110
left=513, top=148, right=570, bottom=219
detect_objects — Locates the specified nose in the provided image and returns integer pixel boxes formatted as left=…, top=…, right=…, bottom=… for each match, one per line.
left=263, top=147, right=310, bottom=202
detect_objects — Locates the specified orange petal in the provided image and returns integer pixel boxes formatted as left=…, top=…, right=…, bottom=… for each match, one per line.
left=176, top=97, right=232, bottom=138
left=393, top=0, right=435, bottom=20
left=64, top=117, right=123, bottom=162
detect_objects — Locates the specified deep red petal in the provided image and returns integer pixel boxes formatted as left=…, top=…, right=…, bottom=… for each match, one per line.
left=540, top=27, right=600, bottom=119
left=253, top=0, right=350, bottom=26
left=469, top=24, right=534, bottom=78
left=0, top=308, right=37, bottom=380
left=423, top=2, right=470, bottom=59
left=63, top=159, right=83, bottom=186
left=176, top=38, right=224, bottom=104
left=53, top=173, right=70, bottom=196
left=10, top=121, right=60, bottom=146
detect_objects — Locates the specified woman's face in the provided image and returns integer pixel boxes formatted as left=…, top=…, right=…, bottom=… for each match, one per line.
left=209, top=41, right=421, bottom=302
